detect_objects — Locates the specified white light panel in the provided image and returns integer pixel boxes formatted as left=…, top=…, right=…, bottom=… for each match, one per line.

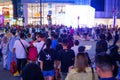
left=64, top=5, right=95, bottom=28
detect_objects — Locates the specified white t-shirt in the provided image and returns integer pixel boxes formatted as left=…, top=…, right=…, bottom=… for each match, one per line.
left=13, top=39, right=29, bottom=59
left=33, top=41, right=45, bottom=54
left=71, top=45, right=79, bottom=56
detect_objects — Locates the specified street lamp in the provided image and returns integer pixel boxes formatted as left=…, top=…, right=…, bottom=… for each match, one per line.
left=113, top=0, right=117, bottom=28
left=40, top=0, right=42, bottom=27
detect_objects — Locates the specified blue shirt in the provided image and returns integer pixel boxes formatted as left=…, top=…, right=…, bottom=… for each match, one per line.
left=100, top=77, right=116, bottom=80
left=52, top=39, right=58, bottom=49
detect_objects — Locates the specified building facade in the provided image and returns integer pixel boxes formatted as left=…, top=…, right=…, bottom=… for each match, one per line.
left=94, top=0, right=120, bottom=26
left=20, top=0, right=120, bottom=27
left=0, top=0, right=120, bottom=26
left=21, top=0, right=91, bottom=26
left=0, top=0, right=13, bottom=25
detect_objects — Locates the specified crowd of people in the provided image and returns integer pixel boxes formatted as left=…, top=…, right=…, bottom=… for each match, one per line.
left=0, top=24, right=120, bottom=80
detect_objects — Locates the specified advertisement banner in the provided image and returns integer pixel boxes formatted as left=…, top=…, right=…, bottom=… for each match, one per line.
left=2, top=7, right=10, bottom=18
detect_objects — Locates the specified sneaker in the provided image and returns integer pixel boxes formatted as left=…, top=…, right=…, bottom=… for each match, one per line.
left=13, top=71, right=20, bottom=77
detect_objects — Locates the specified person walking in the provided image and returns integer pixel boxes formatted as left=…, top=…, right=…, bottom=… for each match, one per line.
left=40, top=39, right=56, bottom=80
left=13, top=33, right=29, bottom=75
left=56, top=39, right=75, bottom=80
left=6, top=31, right=18, bottom=70
left=113, top=30, right=119, bottom=45
left=1, top=35, right=9, bottom=69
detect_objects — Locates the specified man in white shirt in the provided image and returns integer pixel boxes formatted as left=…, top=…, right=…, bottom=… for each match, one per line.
left=71, top=40, right=79, bottom=56
left=33, top=32, right=46, bottom=63
left=13, top=33, right=29, bottom=75
left=33, top=32, right=46, bottom=54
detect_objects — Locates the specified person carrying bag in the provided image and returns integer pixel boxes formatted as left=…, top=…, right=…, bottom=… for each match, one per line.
left=10, top=56, right=17, bottom=74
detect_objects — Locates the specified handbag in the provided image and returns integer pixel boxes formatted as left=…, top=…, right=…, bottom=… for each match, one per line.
left=10, top=57, right=17, bottom=74
left=19, top=39, right=28, bottom=56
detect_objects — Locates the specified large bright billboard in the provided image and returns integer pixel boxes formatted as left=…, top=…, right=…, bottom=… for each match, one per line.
left=64, top=5, right=95, bottom=28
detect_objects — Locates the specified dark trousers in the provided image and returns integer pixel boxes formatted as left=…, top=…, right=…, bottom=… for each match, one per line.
left=17, top=58, right=27, bottom=74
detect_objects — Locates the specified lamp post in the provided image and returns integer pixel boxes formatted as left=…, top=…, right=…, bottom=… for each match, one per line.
left=113, top=0, right=117, bottom=28
left=78, top=16, right=80, bottom=27
left=40, top=0, right=42, bottom=27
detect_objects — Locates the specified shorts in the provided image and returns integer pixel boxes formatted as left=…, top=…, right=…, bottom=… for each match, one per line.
left=42, top=69, right=55, bottom=77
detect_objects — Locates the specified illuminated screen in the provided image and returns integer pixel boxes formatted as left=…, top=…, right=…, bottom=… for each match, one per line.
left=64, top=5, right=95, bottom=28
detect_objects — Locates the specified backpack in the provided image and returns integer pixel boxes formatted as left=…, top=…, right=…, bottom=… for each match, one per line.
left=27, top=46, right=38, bottom=61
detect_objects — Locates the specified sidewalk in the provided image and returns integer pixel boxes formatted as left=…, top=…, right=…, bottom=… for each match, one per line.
left=0, top=61, right=21, bottom=80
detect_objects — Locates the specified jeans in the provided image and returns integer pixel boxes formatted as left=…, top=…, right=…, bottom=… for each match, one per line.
left=60, top=72, right=68, bottom=80
left=17, top=58, right=27, bottom=74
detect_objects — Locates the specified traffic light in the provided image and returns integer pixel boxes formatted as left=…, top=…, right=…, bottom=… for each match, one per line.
left=47, top=15, right=51, bottom=21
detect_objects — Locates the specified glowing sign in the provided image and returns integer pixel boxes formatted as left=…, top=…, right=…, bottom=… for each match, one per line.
left=64, top=5, right=95, bottom=28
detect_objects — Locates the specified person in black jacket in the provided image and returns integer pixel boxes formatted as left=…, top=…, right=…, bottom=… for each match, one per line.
left=96, top=34, right=108, bottom=55
left=56, top=39, right=75, bottom=80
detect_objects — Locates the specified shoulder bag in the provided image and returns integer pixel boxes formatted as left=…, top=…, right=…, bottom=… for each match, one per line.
left=19, top=39, right=28, bottom=56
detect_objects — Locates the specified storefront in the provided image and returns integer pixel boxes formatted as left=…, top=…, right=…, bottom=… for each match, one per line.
left=23, top=3, right=95, bottom=28
left=27, top=3, right=67, bottom=25
left=0, top=1, right=13, bottom=25
left=22, top=0, right=92, bottom=26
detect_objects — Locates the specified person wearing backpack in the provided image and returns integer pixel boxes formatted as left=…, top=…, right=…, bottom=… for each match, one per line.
left=33, top=32, right=46, bottom=62
left=27, top=41, right=38, bottom=63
